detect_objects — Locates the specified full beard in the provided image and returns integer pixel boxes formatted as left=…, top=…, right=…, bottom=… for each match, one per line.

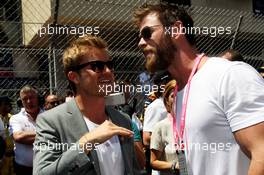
left=145, top=35, right=176, bottom=73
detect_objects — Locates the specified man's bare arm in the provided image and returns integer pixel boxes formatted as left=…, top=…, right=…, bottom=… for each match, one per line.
left=143, top=131, right=151, bottom=146
left=12, top=131, right=36, bottom=145
left=234, top=122, right=264, bottom=175
left=134, top=141, right=146, bottom=169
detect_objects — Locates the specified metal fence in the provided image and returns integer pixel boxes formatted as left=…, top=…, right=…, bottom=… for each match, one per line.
left=0, top=0, right=264, bottom=113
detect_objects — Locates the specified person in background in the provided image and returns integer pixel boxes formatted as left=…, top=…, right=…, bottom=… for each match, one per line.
left=0, top=96, right=12, bottom=127
left=0, top=117, right=5, bottom=161
left=0, top=118, right=6, bottom=171
left=150, top=80, right=179, bottom=175
left=0, top=96, right=15, bottom=175
left=15, top=98, right=23, bottom=114
left=65, top=89, right=74, bottom=102
left=119, top=109, right=146, bottom=170
left=258, top=66, right=264, bottom=78
left=118, top=81, right=146, bottom=170
left=139, top=68, right=153, bottom=107
left=143, top=71, right=171, bottom=147
left=9, top=85, right=43, bottom=175
left=44, top=94, right=60, bottom=110
left=143, top=71, right=171, bottom=175
left=219, top=49, right=244, bottom=62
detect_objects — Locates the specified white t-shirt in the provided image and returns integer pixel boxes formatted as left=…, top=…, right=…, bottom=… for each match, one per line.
left=144, top=97, right=167, bottom=175
left=83, top=117, right=125, bottom=175
left=151, top=117, right=178, bottom=175
left=9, top=109, right=42, bottom=167
left=132, top=114, right=143, bottom=131
left=175, top=57, right=264, bottom=175
left=143, top=97, right=168, bottom=132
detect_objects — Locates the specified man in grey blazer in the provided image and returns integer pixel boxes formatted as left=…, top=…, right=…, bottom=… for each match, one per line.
left=33, top=35, right=141, bottom=175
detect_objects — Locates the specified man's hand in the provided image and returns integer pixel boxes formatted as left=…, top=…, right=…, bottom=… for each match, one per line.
left=79, top=120, right=133, bottom=153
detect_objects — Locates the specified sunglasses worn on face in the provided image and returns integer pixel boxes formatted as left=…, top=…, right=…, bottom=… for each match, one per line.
left=71, top=60, right=113, bottom=72
left=139, top=25, right=162, bottom=40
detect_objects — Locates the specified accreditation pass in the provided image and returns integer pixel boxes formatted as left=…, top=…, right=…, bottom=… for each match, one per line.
left=177, top=150, right=189, bottom=175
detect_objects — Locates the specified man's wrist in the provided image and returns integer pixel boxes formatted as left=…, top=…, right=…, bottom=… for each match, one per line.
left=79, top=136, right=90, bottom=154
left=79, top=134, right=97, bottom=154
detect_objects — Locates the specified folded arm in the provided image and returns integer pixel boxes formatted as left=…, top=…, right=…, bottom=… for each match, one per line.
left=12, top=131, right=36, bottom=145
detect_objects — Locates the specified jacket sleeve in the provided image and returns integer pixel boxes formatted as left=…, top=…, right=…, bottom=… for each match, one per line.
left=132, top=141, right=145, bottom=175
left=33, top=113, right=93, bottom=175
left=127, top=119, right=144, bottom=175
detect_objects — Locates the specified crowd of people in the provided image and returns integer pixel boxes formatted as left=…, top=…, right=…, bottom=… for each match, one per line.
left=0, top=2, right=264, bottom=175
left=0, top=86, right=70, bottom=175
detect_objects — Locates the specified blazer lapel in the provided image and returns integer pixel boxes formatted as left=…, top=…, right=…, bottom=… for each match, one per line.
left=66, top=99, right=88, bottom=138
left=66, top=99, right=101, bottom=175
left=106, top=107, right=133, bottom=174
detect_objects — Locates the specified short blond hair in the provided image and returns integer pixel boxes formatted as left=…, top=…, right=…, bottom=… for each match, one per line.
left=63, top=35, right=108, bottom=92
left=63, top=35, right=108, bottom=75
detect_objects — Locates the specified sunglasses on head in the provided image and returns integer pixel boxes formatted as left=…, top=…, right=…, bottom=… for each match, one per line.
left=71, top=60, right=113, bottom=73
left=139, top=25, right=162, bottom=40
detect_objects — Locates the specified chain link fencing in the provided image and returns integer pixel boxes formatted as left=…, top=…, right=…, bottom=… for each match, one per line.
left=0, top=0, right=263, bottom=114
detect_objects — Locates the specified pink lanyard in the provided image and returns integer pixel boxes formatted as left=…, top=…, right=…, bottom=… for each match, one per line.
left=170, top=53, right=205, bottom=149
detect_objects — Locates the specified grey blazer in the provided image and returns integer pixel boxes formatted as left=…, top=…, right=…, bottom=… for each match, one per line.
left=33, top=99, right=141, bottom=175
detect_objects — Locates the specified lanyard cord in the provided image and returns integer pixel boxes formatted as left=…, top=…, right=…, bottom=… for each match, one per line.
left=170, top=53, right=205, bottom=149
